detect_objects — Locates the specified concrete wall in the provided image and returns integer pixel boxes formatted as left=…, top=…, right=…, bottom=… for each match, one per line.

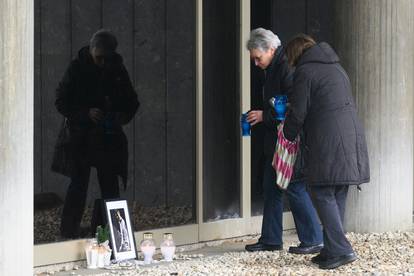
left=0, top=0, right=33, bottom=274
left=334, top=0, right=414, bottom=232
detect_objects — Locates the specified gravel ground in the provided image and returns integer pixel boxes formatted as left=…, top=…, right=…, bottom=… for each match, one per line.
left=39, top=231, right=414, bottom=276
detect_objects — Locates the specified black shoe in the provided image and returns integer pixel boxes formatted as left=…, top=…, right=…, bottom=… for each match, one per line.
left=311, top=253, right=327, bottom=265
left=288, top=243, right=323, bottom=254
left=319, top=252, right=357, bottom=269
left=245, top=242, right=283, bottom=252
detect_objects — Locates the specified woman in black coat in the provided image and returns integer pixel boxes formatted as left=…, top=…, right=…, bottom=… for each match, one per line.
left=52, top=30, right=139, bottom=238
left=283, top=34, right=370, bottom=269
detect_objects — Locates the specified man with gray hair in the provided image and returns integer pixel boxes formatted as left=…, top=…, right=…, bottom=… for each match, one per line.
left=244, top=28, right=323, bottom=254
left=53, top=29, right=139, bottom=238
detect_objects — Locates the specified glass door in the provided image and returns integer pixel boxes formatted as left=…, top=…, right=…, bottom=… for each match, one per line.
left=198, top=0, right=263, bottom=241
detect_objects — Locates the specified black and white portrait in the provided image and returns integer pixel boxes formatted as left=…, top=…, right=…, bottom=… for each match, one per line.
left=110, top=208, right=131, bottom=252
left=105, top=200, right=137, bottom=261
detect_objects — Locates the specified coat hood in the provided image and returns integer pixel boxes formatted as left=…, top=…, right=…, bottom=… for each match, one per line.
left=77, top=46, right=123, bottom=66
left=297, top=42, right=339, bottom=67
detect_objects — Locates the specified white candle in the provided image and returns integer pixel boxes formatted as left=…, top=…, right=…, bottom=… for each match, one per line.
left=84, top=239, right=99, bottom=269
left=161, top=246, right=176, bottom=262
left=85, top=246, right=92, bottom=267
left=88, top=248, right=98, bottom=269
left=104, top=251, right=112, bottom=266
left=141, top=244, right=156, bottom=264
left=97, top=252, right=105, bottom=268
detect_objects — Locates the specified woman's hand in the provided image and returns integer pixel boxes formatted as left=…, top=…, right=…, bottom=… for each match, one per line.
left=247, top=110, right=263, bottom=126
left=88, top=108, right=104, bottom=124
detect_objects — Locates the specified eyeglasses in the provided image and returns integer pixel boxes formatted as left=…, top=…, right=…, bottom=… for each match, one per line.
left=252, top=56, right=263, bottom=63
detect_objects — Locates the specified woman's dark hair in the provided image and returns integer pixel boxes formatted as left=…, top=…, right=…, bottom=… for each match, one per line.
left=89, top=29, right=118, bottom=52
left=285, top=34, right=316, bottom=67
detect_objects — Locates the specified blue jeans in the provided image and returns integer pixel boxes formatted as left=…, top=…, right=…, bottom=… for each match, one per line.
left=258, top=156, right=323, bottom=246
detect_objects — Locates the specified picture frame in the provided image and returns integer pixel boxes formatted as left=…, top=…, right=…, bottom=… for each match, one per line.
left=104, top=199, right=137, bottom=261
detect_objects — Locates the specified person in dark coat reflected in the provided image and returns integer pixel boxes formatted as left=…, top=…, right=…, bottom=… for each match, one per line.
left=52, top=29, right=139, bottom=238
left=283, top=34, right=370, bottom=269
left=244, top=28, right=323, bottom=254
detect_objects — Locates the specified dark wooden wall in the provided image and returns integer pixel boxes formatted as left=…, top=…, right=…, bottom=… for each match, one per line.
left=270, top=0, right=334, bottom=44
left=34, top=0, right=196, bottom=207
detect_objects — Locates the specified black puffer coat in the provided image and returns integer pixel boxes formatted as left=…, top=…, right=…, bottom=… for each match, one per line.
left=283, top=42, right=370, bottom=186
left=52, top=46, right=139, bottom=185
left=262, top=47, right=292, bottom=155
left=261, top=46, right=305, bottom=182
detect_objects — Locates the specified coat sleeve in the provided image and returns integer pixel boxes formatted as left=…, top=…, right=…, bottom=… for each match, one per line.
left=263, top=63, right=293, bottom=129
left=115, top=65, right=140, bottom=125
left=55, top=61, right=90, bottom=124
left=281, top=65, right=293, bottom=94
left=283, top=69, right=311, bottom=141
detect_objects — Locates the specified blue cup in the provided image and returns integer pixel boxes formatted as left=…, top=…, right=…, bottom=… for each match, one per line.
left=103, top=112, right=115, bottom=135
left=241, top=113, right=251, bottom=136
left=274, top=95, right=288, bottom=120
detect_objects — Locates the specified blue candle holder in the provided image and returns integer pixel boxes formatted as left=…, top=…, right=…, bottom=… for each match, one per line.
left=103, top=112, right=115, bottom=135
left=274, top=95, right=287, bottom=120
left=241, top=113, right=251, bottom=136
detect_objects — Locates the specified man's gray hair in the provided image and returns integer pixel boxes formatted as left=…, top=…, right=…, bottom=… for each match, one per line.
left=90, top=29, right=118, bottom=52
left=246, top=28, right=281, bottom=52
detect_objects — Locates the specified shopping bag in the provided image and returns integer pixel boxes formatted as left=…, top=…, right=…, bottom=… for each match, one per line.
left=272, top=122, right=300, bottom=190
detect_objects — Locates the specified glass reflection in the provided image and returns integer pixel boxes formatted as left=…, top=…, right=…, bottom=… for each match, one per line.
left=51, top=29, right=139, bottom=239
left=34, top=0, right=196, bottom=244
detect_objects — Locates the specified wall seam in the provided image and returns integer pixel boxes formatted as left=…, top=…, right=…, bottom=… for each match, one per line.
left=39, top=0, right=43, bottom=193
left=164, top=0, right=169, bottom=207
left=132, top=0, right=136, bottom=205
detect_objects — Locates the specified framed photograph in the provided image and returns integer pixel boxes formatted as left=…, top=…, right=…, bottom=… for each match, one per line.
left=104, top=199, right=137, bottom=261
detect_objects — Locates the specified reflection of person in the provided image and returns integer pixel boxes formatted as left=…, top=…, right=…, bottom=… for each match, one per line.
left=244, top=28, right=323, bottom=254
left=54, top=29, right=139, bottom=238
left=114, top=210, right=130, bottom=252
left=283, top=34, right=370, bottom=269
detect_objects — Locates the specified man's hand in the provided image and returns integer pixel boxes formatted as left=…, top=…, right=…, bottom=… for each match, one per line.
left=247, top=110, right=263, bottom=126
left=88, top=108, right=104, bottom=124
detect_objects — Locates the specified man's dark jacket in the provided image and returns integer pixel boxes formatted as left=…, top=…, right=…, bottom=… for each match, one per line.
left=52, top=46, right=139, bottom=185
left=283, top=42, right=370, bottom=186
left=261, top=46, right=305, bottom=181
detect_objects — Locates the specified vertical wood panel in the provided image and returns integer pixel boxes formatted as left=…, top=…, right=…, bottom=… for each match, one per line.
left=166, top=0, right=196, bottom=207
left=41, top=0, right=72, bottom=201
left=307, top=0, right=335, bottom=44
left=271, top=0, right=307, bottom=43
left=102, top=0, right=135, bottom=201
left=250, top=0, right=271, bottom=29
left=71, top=0, right=102, bottom=203
left=134, top=0, right=167, bottom=206
left=71, top=0, right=102, bottom=57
